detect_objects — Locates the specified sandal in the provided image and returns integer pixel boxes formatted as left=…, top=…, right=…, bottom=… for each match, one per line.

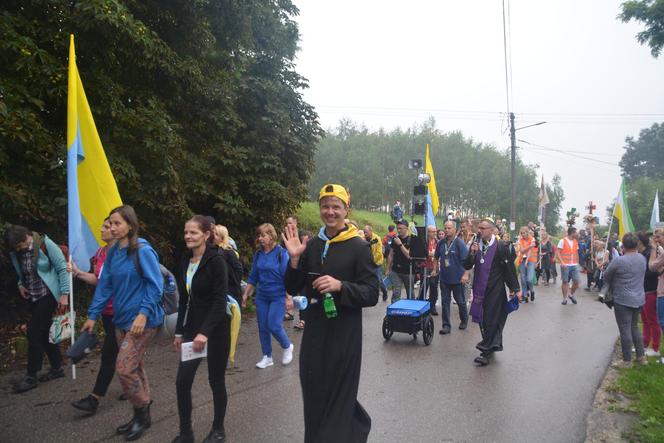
left=294, top=320, right=305, bottom=330
left=283, top=312, right=295, bottom=321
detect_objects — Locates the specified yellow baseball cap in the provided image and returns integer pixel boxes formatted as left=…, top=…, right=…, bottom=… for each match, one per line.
left=319, top=184, right=350, bottom=206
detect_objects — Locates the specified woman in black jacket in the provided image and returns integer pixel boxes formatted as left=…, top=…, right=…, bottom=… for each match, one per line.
left=172, top=215, right=230, bottom=443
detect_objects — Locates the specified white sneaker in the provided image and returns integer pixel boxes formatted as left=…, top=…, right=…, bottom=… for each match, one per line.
left=645, top=348, right=659, bottom=357
left=256, top=355, right=273, bottom=369
left=282, top=343, right=294, bottom=365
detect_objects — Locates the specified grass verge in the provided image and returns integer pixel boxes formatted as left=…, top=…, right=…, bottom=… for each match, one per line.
left=614, top=359, right=664, bottom=442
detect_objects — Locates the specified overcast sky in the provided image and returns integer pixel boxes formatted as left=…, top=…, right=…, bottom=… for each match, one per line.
left=293, top=0, right=664, bottom=226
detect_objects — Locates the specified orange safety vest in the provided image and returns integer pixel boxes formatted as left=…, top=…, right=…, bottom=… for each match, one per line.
left=516, top=236, right=537, bottom=265
left=559, top=238, right=579, bottom=265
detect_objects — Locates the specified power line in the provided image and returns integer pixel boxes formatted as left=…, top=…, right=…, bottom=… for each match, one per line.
left=517, top=139, right=619, bottom=157
left=507, top=0, right=514, bottom=111
left=315, top=105, right=664, bottom=119
left=521, top=148, right=620, bottom=173
left=517, top=140, right=621, bottom=166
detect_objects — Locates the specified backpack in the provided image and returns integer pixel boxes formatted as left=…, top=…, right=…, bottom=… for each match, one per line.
left=106, top=243, right=179, bottom=315
left=35, top=234, right=69, bottom=264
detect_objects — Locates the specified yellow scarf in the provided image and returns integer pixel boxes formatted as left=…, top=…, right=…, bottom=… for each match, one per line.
left=318, top=224, right=359, bottom=263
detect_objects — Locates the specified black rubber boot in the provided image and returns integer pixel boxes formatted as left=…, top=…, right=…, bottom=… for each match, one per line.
left=125, top=403, right=152, bottom=441
left=116, top=408, right=137, bottom=435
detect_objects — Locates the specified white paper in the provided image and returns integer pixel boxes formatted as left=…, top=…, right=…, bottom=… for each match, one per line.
left=180, top=341, right=208, bottom=362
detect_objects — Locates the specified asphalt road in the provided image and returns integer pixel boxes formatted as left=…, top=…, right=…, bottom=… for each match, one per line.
left=0, top=283, right=617, bottom=443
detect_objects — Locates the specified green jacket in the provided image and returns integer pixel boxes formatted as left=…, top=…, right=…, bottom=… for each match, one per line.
left=10, top=234, right=69, bottom=301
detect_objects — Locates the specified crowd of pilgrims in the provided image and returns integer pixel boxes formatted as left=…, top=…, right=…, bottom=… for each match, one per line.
left=6, top=192, right=664, bottom=442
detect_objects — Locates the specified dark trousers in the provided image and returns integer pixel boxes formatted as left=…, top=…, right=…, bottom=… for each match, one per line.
left=176, top=323, right=231, bottom=433
left=92, top=314, right=118, bottom=397
left=418, top=272, right=439, bottom=309
left=586, top=268, right=594, bottom=288
left=440, top=282, right=468, bottom=329
left=593, top=269, right=604, bottom=290
left=27, top=295, right=62, bottom=376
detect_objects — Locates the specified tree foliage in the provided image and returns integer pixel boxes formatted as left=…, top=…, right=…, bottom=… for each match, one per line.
left=615, top=122, right=664, bottom=232
left=626, top=176, right=664, bottom=230
left=0, top=0, right=321, bottom=318
left=619, top=122, right=664, bottom=181
left=620, top=0, right=664, bottom=58
left=309, top=119, right=563, bottom=232
left=0, top=0, right=321, bottom=253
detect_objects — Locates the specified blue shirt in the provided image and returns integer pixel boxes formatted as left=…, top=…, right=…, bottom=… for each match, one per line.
left=247, top=246, right=289, bottom=300
left=435, top=237, right=468, bottom=285
left=89, top=238, right=164, bottom=331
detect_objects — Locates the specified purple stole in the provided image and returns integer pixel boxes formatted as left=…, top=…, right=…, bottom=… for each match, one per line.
left=469, top=241, right=498, bottom=323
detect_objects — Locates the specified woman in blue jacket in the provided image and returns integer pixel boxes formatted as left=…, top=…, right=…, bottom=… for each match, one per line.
left=241, top=223, right=293, bottom=369
left=82, top=205, right=164, bottom=442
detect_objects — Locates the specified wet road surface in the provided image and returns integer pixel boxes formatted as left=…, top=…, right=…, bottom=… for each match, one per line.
left=0, top=283, right=617, bottom=442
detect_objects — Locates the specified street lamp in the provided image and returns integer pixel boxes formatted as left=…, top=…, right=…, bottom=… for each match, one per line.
left=509, top=113, right=546, bottom=234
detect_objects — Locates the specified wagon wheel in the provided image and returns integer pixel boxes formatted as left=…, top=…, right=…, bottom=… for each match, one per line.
left=382, top=317, right=393, bottom=340
left=422, top=316, right=434, bottom=345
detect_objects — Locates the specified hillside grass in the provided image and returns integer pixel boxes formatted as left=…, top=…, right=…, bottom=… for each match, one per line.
left=296, top=201, right=446, bottom=236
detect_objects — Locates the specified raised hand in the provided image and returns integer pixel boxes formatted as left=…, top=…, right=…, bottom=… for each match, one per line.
left=282, top=224, right=306, bottom=261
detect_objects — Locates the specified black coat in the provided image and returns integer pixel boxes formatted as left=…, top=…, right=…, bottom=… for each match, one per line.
left=464, top=240, right=520, bottom=353
left=219, top=247, right=243, bottom=299
left=285, top=235, right=378, bottom=443
left=175, top=245, right=229, bottom=338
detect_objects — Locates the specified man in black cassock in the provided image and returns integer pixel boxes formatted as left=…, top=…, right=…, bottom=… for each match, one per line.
left=283, top=184, right=379, bottom=443
left=464, top=218, right=521, bottom=366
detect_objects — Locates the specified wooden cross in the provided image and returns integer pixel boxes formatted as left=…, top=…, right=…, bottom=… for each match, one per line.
left=586, top=201, right=596, bottom=214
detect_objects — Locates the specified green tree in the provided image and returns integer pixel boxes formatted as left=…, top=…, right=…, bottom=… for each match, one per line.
left=309, top=120, right=559, bottom=229
left=0, top=1, right=320, bottom=316
left=543, top=174, right=565, bottom=235
left=0, top=0, right=320, bottom=250
left=619, top=0, right=664, bottom=57
left=619, top=122, right=664, bottom=181
left=625, top=176, right=664, bottom=230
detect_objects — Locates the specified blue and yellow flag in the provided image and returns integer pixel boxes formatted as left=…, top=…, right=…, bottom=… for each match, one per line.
left=67, top=35, right=122, bottom=267
left=424, top=144, right=440, bottom=226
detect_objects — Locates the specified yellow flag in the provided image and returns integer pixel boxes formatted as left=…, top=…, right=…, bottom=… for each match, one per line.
left=425, top=144, right=439, bottom=215
left=67, top=35, right=122, bottom=267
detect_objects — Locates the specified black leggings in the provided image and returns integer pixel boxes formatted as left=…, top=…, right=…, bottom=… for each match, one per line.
left=176, top=323, right=231, bottom=433
left=92, top=314, right=118, bottom=397
left=27, top=296, right=62, bottom=376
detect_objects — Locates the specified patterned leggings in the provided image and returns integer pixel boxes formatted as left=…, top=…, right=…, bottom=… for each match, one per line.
left=115, top=327, right=157, bottom=408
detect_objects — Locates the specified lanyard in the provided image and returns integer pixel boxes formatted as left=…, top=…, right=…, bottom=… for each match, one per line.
left=442, top=235, right=458, bottom=257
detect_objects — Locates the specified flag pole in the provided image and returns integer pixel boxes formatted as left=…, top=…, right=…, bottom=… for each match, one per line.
left=69, top=256, right=76, bottom=380
left=599, top=209, right=615, bottom=281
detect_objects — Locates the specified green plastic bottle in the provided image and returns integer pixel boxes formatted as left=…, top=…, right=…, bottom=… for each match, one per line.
left=323, top=293, right=337, bottom=319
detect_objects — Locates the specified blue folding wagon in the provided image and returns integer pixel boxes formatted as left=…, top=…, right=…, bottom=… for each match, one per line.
left=382, top=299, right=434, bottom=345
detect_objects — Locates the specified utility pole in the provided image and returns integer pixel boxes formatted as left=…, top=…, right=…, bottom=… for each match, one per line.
left=510, top=112, right=516, bottom=235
